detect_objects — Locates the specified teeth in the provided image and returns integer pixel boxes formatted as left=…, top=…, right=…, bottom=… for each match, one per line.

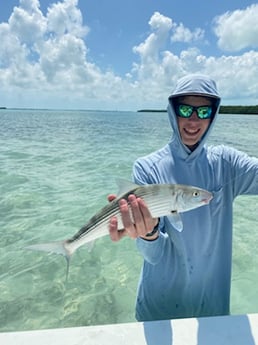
left=185, top=129, right=199, bottom=135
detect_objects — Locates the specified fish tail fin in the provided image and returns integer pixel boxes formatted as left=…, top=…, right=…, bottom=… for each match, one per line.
left=25, top=240, right=73, bottom=280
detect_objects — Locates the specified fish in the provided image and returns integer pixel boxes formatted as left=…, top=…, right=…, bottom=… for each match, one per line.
left=26, top=179, right=213, bottom=276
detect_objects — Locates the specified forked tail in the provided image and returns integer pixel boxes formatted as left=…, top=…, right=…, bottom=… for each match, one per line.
left=26, top=240, right=73, bottom=280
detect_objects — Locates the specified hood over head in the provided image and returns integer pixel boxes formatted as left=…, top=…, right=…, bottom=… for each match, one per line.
left=167, top=74, right=221, bottom=160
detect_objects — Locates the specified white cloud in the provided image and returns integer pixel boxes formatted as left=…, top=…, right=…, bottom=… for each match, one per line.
left=8, top=0, right=47, bottom=45
left=171, top=23, right=204, bottom=43
left=0, top=2, right=258, bottom=110
left=133, top=12, right=173, bottom=62
left=0, top=0, right=112, bottom=104
left=38, top=34, right=87, bottom=82
left=130, top=9, right=258, bottom=105
left=0, top=23, right=27, bottom=68
left=47, top=0, right=88, bottom=37
left=213, top=4, right=258, bottom=51
left=130, top=13, right=208, bottom=102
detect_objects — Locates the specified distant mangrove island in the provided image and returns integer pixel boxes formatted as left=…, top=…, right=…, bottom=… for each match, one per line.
left=138, top=105, right=258, bottom=114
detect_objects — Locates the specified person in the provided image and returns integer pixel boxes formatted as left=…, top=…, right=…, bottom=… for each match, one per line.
left=108, top=74, right=258, bottom=322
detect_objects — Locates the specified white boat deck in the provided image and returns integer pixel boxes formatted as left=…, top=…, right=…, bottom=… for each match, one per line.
left=1, top=313, right=258, bottom=345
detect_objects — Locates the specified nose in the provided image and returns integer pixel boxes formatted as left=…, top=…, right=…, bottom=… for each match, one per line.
left=189, top=110, right=199, bottom=121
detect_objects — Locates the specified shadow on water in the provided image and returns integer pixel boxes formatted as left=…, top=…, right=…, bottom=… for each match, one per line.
left=143, top=314, right=255, bottom=345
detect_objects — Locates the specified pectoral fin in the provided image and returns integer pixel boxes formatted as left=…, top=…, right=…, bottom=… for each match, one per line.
left=167, top=212, right=183, bottom=232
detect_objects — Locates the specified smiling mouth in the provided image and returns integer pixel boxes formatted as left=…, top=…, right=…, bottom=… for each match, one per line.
left=184, top=128, right=200, bottom=136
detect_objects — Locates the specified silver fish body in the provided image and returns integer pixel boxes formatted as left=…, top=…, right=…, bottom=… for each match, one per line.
left=26, top=180, right=213, bottom=270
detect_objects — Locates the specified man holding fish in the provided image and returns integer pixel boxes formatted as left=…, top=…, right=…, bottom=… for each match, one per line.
left=108, top=74, right=258, bottom=321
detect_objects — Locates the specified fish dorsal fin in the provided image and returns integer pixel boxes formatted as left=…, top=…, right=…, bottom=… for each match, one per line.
left=116, top=178, right=139, bottom=197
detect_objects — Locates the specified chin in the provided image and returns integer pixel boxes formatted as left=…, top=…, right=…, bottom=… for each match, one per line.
left=183, top=138, right=199, bottom=146
left=183, top=140, right=199, bottom=150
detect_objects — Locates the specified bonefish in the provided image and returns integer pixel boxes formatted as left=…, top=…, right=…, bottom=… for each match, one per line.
left=26, top=180, right=213, bottom=275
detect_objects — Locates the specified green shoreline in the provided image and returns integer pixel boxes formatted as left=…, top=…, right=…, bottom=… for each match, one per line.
left=138, top=105, right=258, bottom=114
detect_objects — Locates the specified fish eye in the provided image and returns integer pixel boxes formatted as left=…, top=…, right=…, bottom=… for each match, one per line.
left=193, top=191, right=200, bottom=197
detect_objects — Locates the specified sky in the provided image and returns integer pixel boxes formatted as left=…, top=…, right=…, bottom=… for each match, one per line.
left=0, top=0, right=258, bottom=110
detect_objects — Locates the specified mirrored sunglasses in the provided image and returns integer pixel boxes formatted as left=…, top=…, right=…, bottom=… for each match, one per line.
left=176, top=104, right=213, bottom=119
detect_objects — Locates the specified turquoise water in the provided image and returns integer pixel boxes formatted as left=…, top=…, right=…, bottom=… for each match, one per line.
left=0, top=109, right=257, bottom=331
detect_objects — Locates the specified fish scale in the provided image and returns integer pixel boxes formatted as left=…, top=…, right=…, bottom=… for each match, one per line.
left=26, top=180, right=213, bottom=277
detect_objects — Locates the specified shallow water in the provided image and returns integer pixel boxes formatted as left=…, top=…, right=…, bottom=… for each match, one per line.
left=0, top=109, right=257, bottom=331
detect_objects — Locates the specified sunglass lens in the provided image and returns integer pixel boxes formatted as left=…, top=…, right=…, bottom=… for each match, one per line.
left=197, top=107, right=212, bottom=119
left=178, top=105, right=192, bottom=118
left=177, top=104, right=213, bottom=119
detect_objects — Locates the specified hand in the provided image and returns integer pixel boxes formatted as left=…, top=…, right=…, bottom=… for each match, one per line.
left=107, top=194, right=159, bottom=242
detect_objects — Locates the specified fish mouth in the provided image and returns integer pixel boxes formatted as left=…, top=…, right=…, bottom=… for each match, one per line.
left=202, top=194, right=213, bottom=204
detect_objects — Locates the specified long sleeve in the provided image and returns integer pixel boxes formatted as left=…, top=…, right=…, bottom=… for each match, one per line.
left=136, top=220, right=168, bottom=265
left=211, top=145, right=258, bottom=197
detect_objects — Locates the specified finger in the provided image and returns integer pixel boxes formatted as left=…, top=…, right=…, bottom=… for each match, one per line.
left=119, top=198, right=138, bottom=238
left=107, top=194, right=117, bottom=202
left=109, top=216, right=126, bottom=242
left=128, top=195, right=146, bottom=237
left=137, top=197, right=157, bottom=232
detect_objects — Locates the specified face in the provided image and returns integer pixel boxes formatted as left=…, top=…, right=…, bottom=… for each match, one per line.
left=176, top=96, right=212, bottom=151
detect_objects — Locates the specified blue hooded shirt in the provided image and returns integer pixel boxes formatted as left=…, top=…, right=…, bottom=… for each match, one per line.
left=133, top=74, right=258, bottom=321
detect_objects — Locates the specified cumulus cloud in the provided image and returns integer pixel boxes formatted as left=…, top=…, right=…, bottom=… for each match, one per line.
left=0, top=1, right=258, bottom=110
left=213, top=4, right=258, bottom=51
left=133, top=12, right=173, bottom=63
left=171, top=23, right=204, bottom=43
left=0, top=0, right=127, bottom=108
left=47, top=0, right=88, bottom=37
left=130, top=11, right=258, bottom=105
left=131, top=13, right=207, bottom=101
left=8, top=0, right=47, bottom=45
